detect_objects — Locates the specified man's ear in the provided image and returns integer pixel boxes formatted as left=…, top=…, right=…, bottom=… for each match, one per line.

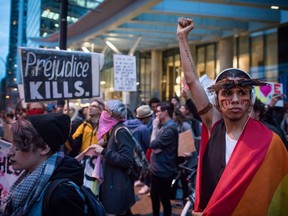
left=40, top=145, right=51, bottom=155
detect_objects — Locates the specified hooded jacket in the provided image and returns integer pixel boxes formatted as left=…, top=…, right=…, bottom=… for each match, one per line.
left=124, top=119, right=150, bottom=152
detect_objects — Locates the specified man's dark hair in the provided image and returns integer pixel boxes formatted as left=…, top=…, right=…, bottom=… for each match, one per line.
left=171, top=96, right=180, bottom=102
left=149, top=97, right=160, bottom=107
left=158, top=101, right=174, bottom=118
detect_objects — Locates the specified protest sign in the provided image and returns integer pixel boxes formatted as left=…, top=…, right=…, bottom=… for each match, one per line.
left=254, top=82, right=284, bottom=107
left=178, top=130, right=196, bottom=156
left=0, top=139, right=20, bottom=201
left=19, top=47, right=101, bottom=102
left=113, top=54, right=136, bottom=91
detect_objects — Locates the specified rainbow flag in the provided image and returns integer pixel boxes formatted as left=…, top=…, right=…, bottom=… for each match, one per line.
left=194, top=118, right=288, bottom=215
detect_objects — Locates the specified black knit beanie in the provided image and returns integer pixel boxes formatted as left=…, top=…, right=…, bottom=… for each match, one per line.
left=25, top=113, right=71, bottom=151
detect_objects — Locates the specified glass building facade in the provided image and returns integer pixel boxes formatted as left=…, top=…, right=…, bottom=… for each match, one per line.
left=1, top=0, right=287, bottom=111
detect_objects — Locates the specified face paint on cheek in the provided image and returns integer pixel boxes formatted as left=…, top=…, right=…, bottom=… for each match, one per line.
left=239, top=99, right=250, bottom=105
left=220, top=99, right=231, bottom=109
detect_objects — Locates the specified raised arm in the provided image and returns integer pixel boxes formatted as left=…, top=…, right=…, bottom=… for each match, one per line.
left=177, top=17, right=220, bottom=131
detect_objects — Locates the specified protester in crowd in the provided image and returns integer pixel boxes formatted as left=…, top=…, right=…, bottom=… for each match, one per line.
left=171, top=96, right=181, bottom=111
left=71, top=98, right=105, bottom=196
left=125, top=105, right=152, bottom=155
left=252, top=98, right=288, bottom=150
left=0, top=113, right=85, bottom=215
left=63, top=102, right=83, bottom=155
left=72, top=98, right=104, bottom=156
left=260, top=93, right=286, bottom=130
left=179, top=97, right=202, bottom=153
left=55, top=99, right=65, bottom=114
left=94, top=99, right=135, bottom=216
left=125, top=105, right=153, bottom=194
left=150, top=101, right=179, bottom=216
left=149, top=97, right=161, bottom=118
left=77, top=107, right=87, bottom=121
left=173, top=108, right=193, bottom=206
left=177, top=17, right=288, bottom=215
left=27, top=102, right=46, bottom=116
left=3, top=112, right=14, bottom=142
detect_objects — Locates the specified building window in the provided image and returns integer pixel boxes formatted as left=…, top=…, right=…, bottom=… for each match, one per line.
left=196, top=43, right=217, bottom=79
left=265, top=29, right=278, bottom=81
left=236, top=35, right=249, bottom=73
left=250, top=32, right=264, bottom=78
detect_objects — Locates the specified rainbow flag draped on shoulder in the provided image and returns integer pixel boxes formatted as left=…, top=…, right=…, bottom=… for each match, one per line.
left=194, top=117, right=288, bottom=216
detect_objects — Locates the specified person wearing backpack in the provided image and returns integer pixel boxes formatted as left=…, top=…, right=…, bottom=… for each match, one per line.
left=124, top=105, right=153, bottom=194
left=94, top=100, right=135, bottom=216
left=0, top=113, right=86, bottom=216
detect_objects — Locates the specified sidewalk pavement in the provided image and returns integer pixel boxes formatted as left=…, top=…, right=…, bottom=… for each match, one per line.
left=131, top=186, right=192, bottom=216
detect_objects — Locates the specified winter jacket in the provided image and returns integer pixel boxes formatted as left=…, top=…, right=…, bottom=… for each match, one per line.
left=72, top=120, right=99, bottom=154
left=28, top=156, right=85, bottom=216
left=99, top=122, right=135, bottom=214
left=150, top=119, right=179, bottom=178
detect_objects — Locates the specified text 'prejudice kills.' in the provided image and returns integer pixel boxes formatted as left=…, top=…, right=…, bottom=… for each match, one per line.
left=24, top=52, right=89, bottom=80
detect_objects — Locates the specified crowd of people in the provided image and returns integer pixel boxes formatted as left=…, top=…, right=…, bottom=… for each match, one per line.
left=0, top=17, right=288, bottom=216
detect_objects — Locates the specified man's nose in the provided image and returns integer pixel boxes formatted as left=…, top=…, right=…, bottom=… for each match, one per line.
left=231, top=93, right=240, bottom=102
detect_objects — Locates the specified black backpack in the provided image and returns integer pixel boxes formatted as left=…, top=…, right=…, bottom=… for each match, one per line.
left=114, top=126, right=150, bottom=181
left=43, top=178, right=105, bottom=216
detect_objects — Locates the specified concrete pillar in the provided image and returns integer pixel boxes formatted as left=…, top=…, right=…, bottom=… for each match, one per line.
left=151, top=50, right=162, bottom=98
left=218, top=36, right=234, bottom=72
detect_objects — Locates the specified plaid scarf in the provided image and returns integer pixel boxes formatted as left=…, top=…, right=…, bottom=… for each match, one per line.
left=1, top=151, right=64, bottom=216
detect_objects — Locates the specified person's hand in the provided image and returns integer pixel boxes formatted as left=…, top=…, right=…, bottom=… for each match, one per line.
left=152, top=118, right=160, bottom=128
left=177, top=17, right=194, bottom=39
left=98, top=138, right=106, bottom=146
left=270, top=94, right=285, bottom=107
left=94, top=145, right=104, bottom=154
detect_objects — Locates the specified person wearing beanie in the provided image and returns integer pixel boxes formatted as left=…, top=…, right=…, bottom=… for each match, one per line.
left=178, top=18, right=288, bottom=216
left=1, top=113, right=85, bottom=216
left=94, top=100, right=135, bottom=215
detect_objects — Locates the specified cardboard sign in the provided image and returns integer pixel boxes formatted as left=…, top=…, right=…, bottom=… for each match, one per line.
left=113, top=54, right=136, bottom=92
left=254, top=82, right=284, bottom=107
left=178, top=130, right=196, bottom=156
left=0, top=139, right=20, bottom=201
left=19, top=47, right=101, bottom=102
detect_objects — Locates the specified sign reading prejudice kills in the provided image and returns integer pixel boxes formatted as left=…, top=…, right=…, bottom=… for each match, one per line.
left=19, top=47, right=100, bottom=102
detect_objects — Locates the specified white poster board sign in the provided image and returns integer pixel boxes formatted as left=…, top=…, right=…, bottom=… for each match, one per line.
left=254, top=82, right=284, bottom=107
left=113, top=54, right=136, bottom=92
left=19, top=47, right=101, bottom=102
